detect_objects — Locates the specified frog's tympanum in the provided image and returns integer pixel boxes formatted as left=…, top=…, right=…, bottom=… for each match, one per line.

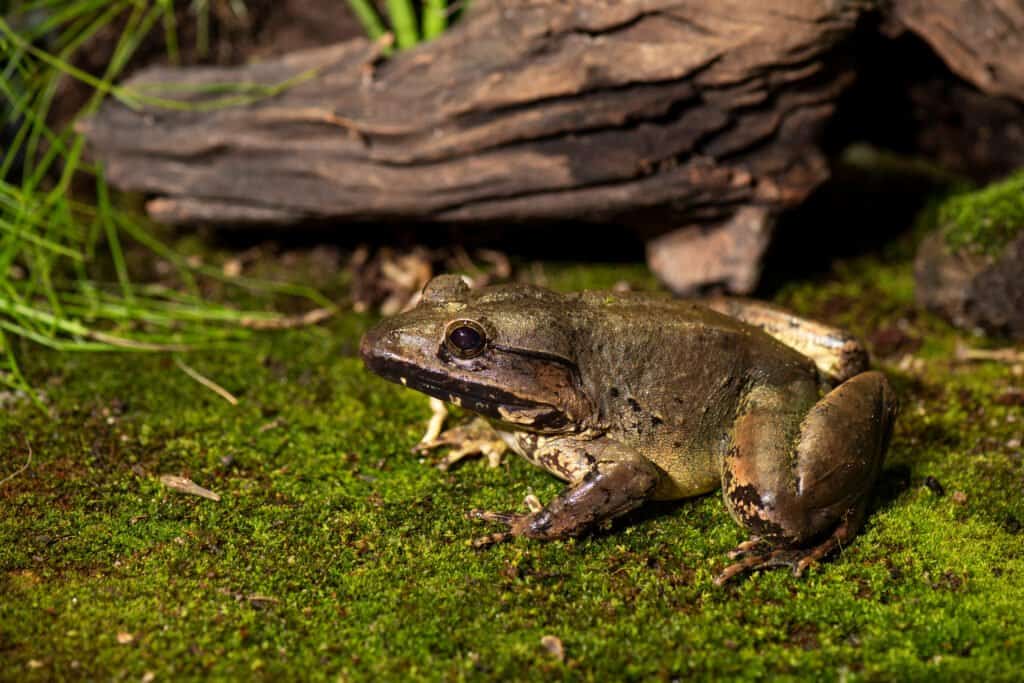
left=360, top=276, right=897, bottom=583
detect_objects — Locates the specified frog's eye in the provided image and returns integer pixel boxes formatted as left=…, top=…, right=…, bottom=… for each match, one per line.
left=445, top=320, right=487, bottom=359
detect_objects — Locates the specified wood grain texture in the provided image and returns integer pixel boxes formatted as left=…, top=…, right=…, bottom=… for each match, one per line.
left=81, top=0, right=861, bottom=233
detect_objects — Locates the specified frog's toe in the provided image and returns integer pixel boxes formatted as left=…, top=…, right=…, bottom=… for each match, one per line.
left=469, top=530, right=515, bottom=548
left=714, top=548, right=807, bottom=585
left=726, top=536, right=767, bottom=559
left=468, top=508, right=522, bottom=525
left=466, top=508, right=531, bottom=548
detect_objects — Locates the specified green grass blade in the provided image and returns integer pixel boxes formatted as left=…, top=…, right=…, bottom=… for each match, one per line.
left=158, top=0, right=181, bottom=65
left=386, top=0, right=420, bottom=49
left=0, top=214, right=85, bottom=260
left=422, top=0, right=447, bottom=40
left=95, top=170, right=134, bottom=304
left=347, top=0, right=388, bottom=41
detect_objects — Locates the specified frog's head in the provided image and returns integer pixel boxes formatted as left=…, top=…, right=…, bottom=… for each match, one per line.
left=360, top=275, right=593, bottom=433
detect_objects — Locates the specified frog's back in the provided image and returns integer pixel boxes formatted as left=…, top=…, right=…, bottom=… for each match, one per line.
left=571, top=291, right=815, bottom=381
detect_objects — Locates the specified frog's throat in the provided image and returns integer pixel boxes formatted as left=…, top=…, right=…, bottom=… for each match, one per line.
left=365, top=356, right=573, bottom=432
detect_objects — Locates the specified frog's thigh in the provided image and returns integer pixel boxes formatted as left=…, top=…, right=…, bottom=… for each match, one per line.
left=723, top=372, right=897, bottom=545
left=706, top=297, right=868, bottom=383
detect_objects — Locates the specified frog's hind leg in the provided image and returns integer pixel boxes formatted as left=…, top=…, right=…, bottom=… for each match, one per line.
left=467, top=438, right=659, bottom=546
left=705, top=297, right=869, bottom=384
left=718, top=371, right=897, bottom=584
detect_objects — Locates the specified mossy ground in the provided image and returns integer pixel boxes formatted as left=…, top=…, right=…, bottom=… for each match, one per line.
left=1, top=247, right=1022, bottom=681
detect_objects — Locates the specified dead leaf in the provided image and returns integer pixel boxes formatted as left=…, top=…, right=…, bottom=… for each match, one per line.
left=159, top=475, right=221, bottom=501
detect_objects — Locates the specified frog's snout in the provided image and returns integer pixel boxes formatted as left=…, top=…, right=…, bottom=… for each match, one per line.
left=360, top=319, right=424, bottom=377
left=359, top=327, right=377, bottom=364
left=359, top=323, right=391, bottom=372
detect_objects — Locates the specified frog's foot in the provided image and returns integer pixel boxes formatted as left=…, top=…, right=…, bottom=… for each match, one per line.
left=714, top=507, right=863, bottom=585
left=714, top=540, right=836, bottom=585
left=415, top=417, right=508, bottom=471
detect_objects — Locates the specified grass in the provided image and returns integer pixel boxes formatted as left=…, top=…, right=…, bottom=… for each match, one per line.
left=0, top=1, right=330, bottom=406
left=1, top=249, right=1022, bottom=680
left=347, top=0, right=462, bottom=51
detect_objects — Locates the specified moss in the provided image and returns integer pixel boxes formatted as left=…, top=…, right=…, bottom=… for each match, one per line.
left=939, top=169, right=1024, bottom=257
left=2, top=252, right=1023, bottom=681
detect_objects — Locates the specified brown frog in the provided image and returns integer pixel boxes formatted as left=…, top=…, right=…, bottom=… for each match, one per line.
left=360, top=276, right=897, bottom=583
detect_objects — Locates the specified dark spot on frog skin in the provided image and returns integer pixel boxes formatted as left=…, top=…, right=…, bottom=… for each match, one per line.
left=723, top=470, right=788, bottom=540
left=538, top=449, right=577, bottom=481
left=728, top=481, right=763, bottom=509
left=609, top=387, right=620, bottom=398
left=628, top=398, right=642, bottom=412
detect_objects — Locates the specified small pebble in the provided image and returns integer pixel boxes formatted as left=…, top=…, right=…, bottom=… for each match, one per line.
left=923, top=476, right=945, bottom=497
left=951, top=491, right=968, bottom=505
left=540, top=635, right=565, bottom=662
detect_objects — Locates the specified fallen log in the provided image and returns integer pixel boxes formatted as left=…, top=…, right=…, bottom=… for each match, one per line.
left=81, top=0, right=1024, bottom=293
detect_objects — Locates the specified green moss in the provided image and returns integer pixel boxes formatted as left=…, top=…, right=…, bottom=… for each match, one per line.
left=939, top=169, right=1024, bottom=256
left=2, top=251, right=1023, bottom=681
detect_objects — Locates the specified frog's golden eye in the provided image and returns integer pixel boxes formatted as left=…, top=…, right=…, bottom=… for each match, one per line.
left=445, top=319, right=487, bottom=359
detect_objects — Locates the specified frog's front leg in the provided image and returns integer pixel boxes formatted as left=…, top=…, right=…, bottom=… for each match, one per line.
left=718, top=371, right=897, bottom=584
left=469, top=438, right=660, bottom=546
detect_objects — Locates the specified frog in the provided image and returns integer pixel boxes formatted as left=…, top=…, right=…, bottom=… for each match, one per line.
left=360, top=275, right=897, bottom=583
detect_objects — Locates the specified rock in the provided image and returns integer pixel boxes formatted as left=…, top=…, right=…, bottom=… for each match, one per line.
left=915, top=230, right=1024, bottom=339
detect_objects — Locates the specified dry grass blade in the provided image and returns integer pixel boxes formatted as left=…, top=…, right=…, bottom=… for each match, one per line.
left=173, top=357, right=239, bottom=405
left=0, top=442, right=33, bottom=488
left=239, top=307, right=334, bottom=330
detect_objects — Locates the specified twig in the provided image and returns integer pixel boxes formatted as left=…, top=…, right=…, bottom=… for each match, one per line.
left=955, top=343, right=1024, bottom=364
left=0, top=442, right=33, bottom=488
left=174, top=357, right=239, bottom=405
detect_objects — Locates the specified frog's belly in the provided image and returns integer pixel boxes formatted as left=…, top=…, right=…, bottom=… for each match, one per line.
left=643, top=445, right=722, bottom=501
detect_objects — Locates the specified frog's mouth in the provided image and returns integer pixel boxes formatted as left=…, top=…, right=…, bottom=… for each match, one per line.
left=363, top=355, right=572, bottom=432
